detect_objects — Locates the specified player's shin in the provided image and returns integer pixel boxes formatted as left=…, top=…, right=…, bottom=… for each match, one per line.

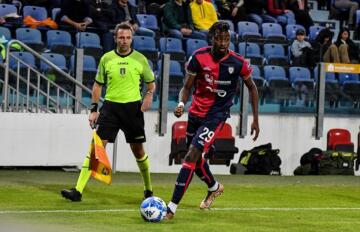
left=195, top=157, right=216, bottom=189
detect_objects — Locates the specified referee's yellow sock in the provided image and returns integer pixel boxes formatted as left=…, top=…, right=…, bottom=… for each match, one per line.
left=136, top=153, right=152, bottom=191
left=75, top=155, right=91, bottom=193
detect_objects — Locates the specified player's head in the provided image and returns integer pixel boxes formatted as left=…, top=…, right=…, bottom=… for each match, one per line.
left=209, top=21, right=231, bottom=57
left=114, top=22, right=134, bottom=54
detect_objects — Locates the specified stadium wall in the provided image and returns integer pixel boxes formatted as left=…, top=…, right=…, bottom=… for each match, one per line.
left=0, top=112, right=359, bottom=176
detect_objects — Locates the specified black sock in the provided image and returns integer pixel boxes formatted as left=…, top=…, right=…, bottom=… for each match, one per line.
left=171, top=162, right=195, bottom=204
left=195, top=157, right=216, bottom=188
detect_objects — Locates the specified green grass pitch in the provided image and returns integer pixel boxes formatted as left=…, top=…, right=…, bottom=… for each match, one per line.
left=1, top=170, right=360, bottom=232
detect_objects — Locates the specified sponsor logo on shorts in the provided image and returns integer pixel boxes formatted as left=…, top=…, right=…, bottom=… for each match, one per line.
left=134, top=136, right=145, bottom=139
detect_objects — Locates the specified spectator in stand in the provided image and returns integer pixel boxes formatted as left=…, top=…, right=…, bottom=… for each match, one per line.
left=291, top=28, right=314, bottom=67
left=215, top=0, right=247, bottom=24
left=335, top=27, right=360, bottom=63
left=144, top=0, right=168, bottom=16
left=287, top=0, right=314, bottom=32
left=312, top=28, right=341, bottom=63
left=266, top=0, right=295, bottom=26
left=334, top=0, right=358, bottom=29
left=190, top=0, right=218, bottom=35
left=87, top=0, right=115, bottom=32
left=56, top=0, right=92, bottom=31
left=162, top=0, right=207, bottom=40
left=244, top=0, right=277, bottom=26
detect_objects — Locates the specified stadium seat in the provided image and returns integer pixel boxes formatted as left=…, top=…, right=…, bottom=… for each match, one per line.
left=327, top=128, right=354, bottom=152
left=9, top=51, right=36, bottom=81
left=219, top=19, right=237, bottom=43
left=169, top=121, right=188, bottom=165
left=16, top=28, right=44, bottom=52
left=342, top=80, right=360, bottom=103
left=238, top=42, right=264, bottom=66
left=289, top=67, right=315, bottom=101
left=309, top=25, right=325, bottom=41
left=132, top=36, right=158, bottom=62
left=314, top=67, right=341, bottom=104
left=23, top=5, right=48, bottom=21
left=157, top=60, right=184, bottom=101
left=285, top=24, right=306, bottom=40
left=264, top=65, right=294, bottom=101
left=186, top=39, right=208, bottom=58
left=338, top=73, right=359, bottom=85
left=262, top=23, right=286, bottom=42
left=46, top=30, right=74, bottom=57
left=0, top=26, right=11, bottom=41
left=51, top=7, right=60, bottom=21
left=70, top=55, right=97, bottom=87
left=209, top=123, right=239, bottom=166
left=0, top=4, right=17, bottom=17
left=237, top=21, right=262, bottom=41
left=159, top=37, right=185, bottom=61
left=40, top=53, right=72, bottom=87
left=263, top=44, right=288, bottom=66
left=136, top=14, right=159, bottom=31
left=76, top=32, right=103, bottom=59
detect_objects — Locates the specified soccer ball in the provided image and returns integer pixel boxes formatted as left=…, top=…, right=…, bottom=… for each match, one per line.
left=140, top=196, right=167, bottom=222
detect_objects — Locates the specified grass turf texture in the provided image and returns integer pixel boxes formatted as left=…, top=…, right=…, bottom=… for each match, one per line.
left=1, top=170, right=360, bottom=231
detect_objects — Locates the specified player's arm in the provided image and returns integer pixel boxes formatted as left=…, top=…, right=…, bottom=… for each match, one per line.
left=174, top=72, right=196, bottom=118
left=243, top=76, right=260, bottom=141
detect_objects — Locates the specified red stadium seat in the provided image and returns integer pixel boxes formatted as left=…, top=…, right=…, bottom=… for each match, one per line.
left=169, top=121, right=188, bottom=165
left=169, top=122, right=239, bottom=166
left=210, top=123, right=238, bottom=166
left=327, top=128, right=354, bottom=152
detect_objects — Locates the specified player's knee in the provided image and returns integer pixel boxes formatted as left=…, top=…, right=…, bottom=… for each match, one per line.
left=184, top=146, right=201, bottom=163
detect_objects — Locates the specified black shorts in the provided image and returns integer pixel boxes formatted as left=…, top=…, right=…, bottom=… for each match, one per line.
left=96, top=100, right=146, bottom=143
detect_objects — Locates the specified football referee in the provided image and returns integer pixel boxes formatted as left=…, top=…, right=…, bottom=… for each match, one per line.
left=61, top=22, right=156, bottom=201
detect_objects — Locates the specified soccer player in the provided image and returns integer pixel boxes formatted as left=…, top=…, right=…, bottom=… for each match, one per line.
left=165, top=21, right=260, bottom=219
left=61, top=22, right=155, bottom=201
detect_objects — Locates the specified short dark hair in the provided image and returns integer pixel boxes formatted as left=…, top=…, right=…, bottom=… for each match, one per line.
left=208, top=21, right=230, bottom=38
left=114, top=22, right=134, bottom=35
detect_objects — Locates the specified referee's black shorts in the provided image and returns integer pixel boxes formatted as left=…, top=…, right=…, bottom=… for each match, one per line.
left=96, top=100, right=146, bottom=143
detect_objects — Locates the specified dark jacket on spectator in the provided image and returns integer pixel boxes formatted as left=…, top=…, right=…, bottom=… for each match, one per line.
left=244, top=0, right=267, bottom=15
left=57, top=0, right=91, bottom=24
left=162, top=0, right=194, bottom=33
left=311, top=28, right=334, bottom=63
left=335, top=27, right=360, bottom=62
left=267, top=0, right=287, bottom=15
left=112, top=0, right=139, bottom=25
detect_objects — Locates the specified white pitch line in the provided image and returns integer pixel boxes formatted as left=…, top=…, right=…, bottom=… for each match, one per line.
left=2, top=207, right=360, bottom=215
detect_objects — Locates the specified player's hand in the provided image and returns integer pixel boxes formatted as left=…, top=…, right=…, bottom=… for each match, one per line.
left=251, top=120, right=260, bottom=141
left=141, top=93, right=152, bottom=112
left=89, top=112, right=99, bottom=128
left=174, top=105, right=184, bottom=118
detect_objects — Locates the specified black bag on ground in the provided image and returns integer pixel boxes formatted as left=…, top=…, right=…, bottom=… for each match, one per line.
left=294, top=148, right=357, bottom=175
left=230, top=143, right=281, bottom=175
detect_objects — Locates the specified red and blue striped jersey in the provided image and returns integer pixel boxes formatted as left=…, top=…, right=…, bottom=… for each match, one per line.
left=186, top=46, right=252, bottom=119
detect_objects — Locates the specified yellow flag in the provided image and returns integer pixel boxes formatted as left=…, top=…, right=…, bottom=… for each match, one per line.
left=90, top=129, right=112, bottom=184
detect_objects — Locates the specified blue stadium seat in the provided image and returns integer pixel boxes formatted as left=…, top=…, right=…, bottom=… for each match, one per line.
left=0, top=26, right=11, bottom=40
left=23, top=5, right=47, bottom=21
left=70, top=55, right=97, bottom=87
left=229, top=41, right=235, bottom=51
left=159, top=37, right=185, bottom=61
left=238, top=42, right=263, bottom=66
left=128, top=0, right=137, bottom=7
left=289, top=67, right=311, bottom=83
left=314, top=66, right=340, bottom=103
left=309, top=25, right=325, bottom=41
left=186, top=39, right=208, bottom=58
left=51, top=7, right=61, bottom=21
left=0, top=4, right=17, bottom=17
left=264, top=65, right=293, bottom=101
left=237, top=21, right=261, bottom=41
left=286, top=24, right=306, bottom=40
left=133, top=36, right=158, bottom=61
left=40, top=53, right=68, bottom=73
left=157, top=60, right=184, bottom=101
left=76, top=32, right=103, bottom=59
left=136, top=14, right=159, bottom=31
left=262, top=23, right=286, bottom=42
left=357, top=10, right=360, bottom=24
left=251, top=65, right=265, bottom=98
left=263, top=44, right=288, bottom=66
left=16, top=28, right=44, bottom=52
left=219, top=19, right=234, bottom=31
left=46, top=30, right=74, bottom=57
left=339, top=73, right=359, bottom=85
left=9, top=51, right=36, bottom=71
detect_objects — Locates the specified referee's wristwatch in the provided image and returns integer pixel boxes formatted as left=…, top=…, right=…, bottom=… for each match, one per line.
left=89, top=103, right=98, bottom=113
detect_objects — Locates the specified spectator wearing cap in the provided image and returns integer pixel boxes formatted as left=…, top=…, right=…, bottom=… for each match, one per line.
left=291, top=28, right=313, bottom=67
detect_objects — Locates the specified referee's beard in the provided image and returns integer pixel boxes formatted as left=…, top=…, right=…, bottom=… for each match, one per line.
left=117, top=45, right=132, bottom=55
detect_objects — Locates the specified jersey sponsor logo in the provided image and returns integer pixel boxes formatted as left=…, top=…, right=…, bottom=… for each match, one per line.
left=214, top=80, right=231, bottom=85
left=206, top=86, right=227, bottom=97
left=228, top=66, right=234, bottom=74
left=204, top=74, right=213, bottom=83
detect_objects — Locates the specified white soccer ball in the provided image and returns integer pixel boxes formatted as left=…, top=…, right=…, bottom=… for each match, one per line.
left=140, top=196, right=167, bottom=222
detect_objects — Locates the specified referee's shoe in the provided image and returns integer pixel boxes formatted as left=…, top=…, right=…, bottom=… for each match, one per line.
left=61, top=188, right=82, bottom=202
